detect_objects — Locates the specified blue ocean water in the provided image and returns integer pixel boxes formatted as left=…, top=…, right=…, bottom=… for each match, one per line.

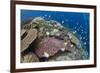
left=21, top=9, right=90, bottom=57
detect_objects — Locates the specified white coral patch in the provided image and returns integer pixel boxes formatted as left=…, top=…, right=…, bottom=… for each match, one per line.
left=46, top=32, right=50, bottom=36
left=64, top=42, right=68, bottom=46
left=60, top=48, right=65, bottom=52
left=70, top=44, right=74, bottom=47
left=67, top=32, right=72, bottom=39
left=43, top=52, right=49, bottom=58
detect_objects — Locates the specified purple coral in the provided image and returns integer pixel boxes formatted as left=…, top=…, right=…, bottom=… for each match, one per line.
left=34, top=37, right=73, bottom=58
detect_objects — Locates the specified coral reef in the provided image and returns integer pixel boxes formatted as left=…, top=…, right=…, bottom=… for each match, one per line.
left=21, top=52, right=39, bottom=63
left=21, top=17, right=88, bottom=63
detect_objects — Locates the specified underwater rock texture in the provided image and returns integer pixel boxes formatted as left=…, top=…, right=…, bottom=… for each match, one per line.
left=48, top=47, right=88, bottom=61
left=34, top=37, right=73, bottom=58
left=21, top=17, right=88, bottom=63
left=21, top=52, right=39, bottom=63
